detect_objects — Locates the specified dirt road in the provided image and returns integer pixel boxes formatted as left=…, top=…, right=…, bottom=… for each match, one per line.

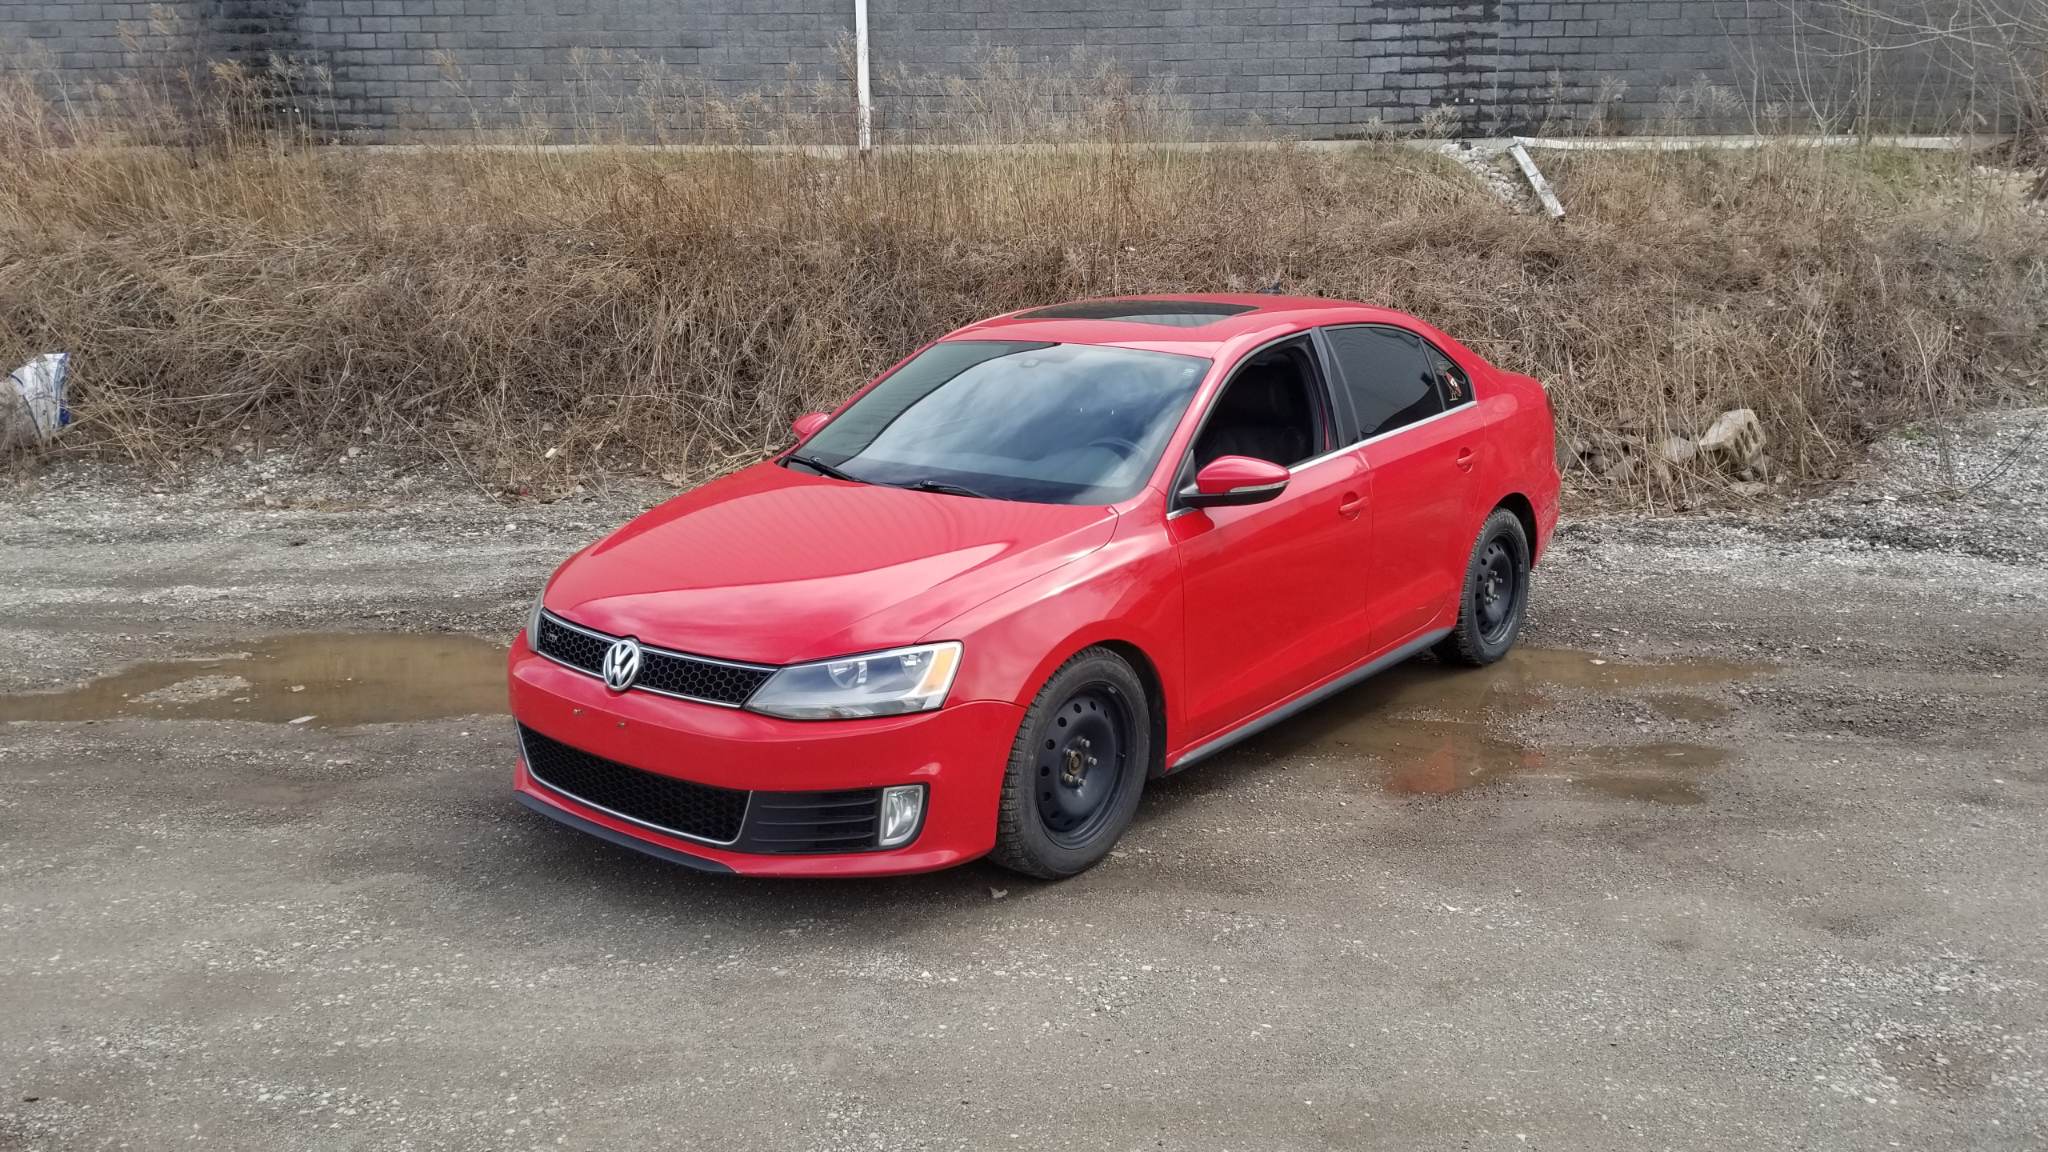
left=3, top=413, right=2045, bottom=1150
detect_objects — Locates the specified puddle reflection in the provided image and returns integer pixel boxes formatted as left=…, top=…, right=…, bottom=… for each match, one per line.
left=0, top=634, right=508, bottom=727
left=5, top=637, right=1759, bottom=804
left=1244, top=648, right=1758, bottom=804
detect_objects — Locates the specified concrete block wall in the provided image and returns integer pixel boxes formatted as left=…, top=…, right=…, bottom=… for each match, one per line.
left=0, top=0, right=1998, bottom=139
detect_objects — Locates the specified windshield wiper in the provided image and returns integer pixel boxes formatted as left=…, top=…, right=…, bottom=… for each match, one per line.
left=899, top=479, right=989, bottom=499
left=786, top=453, right=861, bottom=483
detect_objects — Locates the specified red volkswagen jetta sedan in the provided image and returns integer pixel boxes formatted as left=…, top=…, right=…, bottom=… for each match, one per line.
left=510, top=295, right=1559, bottom=878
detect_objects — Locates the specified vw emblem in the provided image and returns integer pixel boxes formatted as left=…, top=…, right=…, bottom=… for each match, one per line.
left=601, top=637, right=643, bottom=692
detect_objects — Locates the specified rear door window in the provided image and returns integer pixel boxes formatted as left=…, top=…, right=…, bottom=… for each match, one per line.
left=1322, top=325, right=1444, bottom=442
left=1426, top=344, right=1472, bottom=408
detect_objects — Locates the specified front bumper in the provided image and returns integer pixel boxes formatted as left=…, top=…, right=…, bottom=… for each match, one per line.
left=507, top=633, right=1023, bottom=877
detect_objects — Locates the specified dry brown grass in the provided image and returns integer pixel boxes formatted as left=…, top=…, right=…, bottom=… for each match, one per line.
left=2, top=51, right=2044, bottom=505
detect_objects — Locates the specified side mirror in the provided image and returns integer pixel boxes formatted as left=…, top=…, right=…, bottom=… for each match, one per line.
left=791, top=412, right=831, bottom=442
left=1182, top=455, right=1289, bottom=509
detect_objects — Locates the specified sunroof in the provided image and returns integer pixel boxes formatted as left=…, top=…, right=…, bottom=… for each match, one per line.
left=1018, top=299, right=1260, bottom=327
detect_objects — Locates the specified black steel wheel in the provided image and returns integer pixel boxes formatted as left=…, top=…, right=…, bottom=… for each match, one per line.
left=1033, top=687, right=1135, bottom=847
left=1474, top=537, right=1520, bottom=645
left=1437, top=507, right=1532, bottom=667
left=992, top=648, right=1150, bottom=879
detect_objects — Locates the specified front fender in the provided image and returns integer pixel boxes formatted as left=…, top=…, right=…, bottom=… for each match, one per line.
left=928, top=516, right=1185, bottom=750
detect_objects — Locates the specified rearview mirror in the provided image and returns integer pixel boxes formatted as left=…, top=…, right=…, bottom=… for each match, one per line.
left=791, top=412, right=831, bottom=442
left=1182, top=455, right=1289, bottom=509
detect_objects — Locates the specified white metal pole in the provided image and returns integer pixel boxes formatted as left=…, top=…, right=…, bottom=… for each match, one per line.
left=854, top=0, right=872, bottom=153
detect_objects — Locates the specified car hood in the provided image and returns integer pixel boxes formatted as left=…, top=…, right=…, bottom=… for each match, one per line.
left=542, top=462, right=1119, bottom=665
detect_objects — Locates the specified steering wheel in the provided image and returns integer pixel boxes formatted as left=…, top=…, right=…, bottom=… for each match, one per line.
left=1083, top=436, right=1143, bottom=459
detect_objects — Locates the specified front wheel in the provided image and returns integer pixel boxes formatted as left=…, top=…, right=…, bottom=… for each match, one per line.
left=991, top=647, right=1150, bottom=879
left=1437, top=508, right=1532, bottom=667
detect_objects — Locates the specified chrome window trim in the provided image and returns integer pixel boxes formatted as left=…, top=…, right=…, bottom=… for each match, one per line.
left=1341, top=397, right=1472, bottom=455
left=519, top=727, right=750, bottom=848
left=1164, top=398, right=1475, bottom=520
left=535, top=610, right=776, bottom=709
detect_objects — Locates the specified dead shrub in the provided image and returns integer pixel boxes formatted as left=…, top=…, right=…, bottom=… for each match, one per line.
left=0, top=49, right=2043, bottom=506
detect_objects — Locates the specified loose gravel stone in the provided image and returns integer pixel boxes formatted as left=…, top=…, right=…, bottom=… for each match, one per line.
left=2, top=413, right=2044, bottom=1150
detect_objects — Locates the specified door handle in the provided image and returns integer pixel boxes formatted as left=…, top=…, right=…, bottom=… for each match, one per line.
left=1455, top=447, right=1476, bottom=472
left=1338, top=492, right=1366, bottom=519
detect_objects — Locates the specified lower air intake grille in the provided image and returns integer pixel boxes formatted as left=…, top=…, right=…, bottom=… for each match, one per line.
left=519, top=727, right=894, bottom=854
left=519, top=725, right=748, bottom=844
left=735, top=789, right=883, bottom=854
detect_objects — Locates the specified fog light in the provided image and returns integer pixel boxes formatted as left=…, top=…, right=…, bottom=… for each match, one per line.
left=878, top=785, right=925, bottom=848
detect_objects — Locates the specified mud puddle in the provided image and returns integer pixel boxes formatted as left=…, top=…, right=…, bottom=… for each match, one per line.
left=1250, top=648, right=1761, bottom=804
left=0, top=633, right=508, bottom=727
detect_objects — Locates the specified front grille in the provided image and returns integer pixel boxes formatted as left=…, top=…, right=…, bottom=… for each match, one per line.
left=519, top=725, right=748, bottom=844
left=736, top=789, right=883, bottom=854
left=518, top=726, right=894, bottom=854
left=533, top=612, right=775, bottom=707
left=534, top=614, right=610, bottom=674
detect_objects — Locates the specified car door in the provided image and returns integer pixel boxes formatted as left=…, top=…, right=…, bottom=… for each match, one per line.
left=1169, top=337, right=1374, bottom=744
left=1320, top=324, right=1490, bottom=650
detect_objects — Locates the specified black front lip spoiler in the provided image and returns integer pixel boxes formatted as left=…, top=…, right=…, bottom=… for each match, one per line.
left=517, top=793, right=735, bottom=874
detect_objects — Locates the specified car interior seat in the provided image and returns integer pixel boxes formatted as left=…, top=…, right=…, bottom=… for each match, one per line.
left=1193, top=354, right=1317, bottom=469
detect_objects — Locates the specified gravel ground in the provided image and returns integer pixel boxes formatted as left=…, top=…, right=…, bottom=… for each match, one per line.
left=1, top=411, right=2045, bottom=1150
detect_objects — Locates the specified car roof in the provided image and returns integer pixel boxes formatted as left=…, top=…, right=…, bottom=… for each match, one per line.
left=943, top=293, right=1422, bottom=357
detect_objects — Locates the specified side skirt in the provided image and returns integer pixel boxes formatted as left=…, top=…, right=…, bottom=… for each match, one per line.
left=1166, top=628, right=1451, bottom=773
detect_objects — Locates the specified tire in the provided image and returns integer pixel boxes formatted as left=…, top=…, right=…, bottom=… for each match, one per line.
left=1436, top=507, right=1532, bottom=667
left=990, top=647, right=1151, bottom=879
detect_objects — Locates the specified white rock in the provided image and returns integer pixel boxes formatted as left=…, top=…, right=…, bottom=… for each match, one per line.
left=1698, top=408, right=1765, bottom=470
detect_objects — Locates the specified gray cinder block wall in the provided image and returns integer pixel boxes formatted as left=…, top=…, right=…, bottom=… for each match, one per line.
left=1, top=1, right=2005, bottom=139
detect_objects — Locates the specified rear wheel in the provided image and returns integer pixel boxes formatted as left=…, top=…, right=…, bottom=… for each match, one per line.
left=1437, top=508, right=1531, bottom=667
left=991, top=648, right=1150, bottom=879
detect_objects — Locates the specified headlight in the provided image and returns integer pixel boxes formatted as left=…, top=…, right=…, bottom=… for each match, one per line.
left=746, top=642, right=962, bottom=720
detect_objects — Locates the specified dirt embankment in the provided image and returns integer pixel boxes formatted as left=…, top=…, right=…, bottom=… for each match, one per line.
left=4, top=78, right=2044, bottom=505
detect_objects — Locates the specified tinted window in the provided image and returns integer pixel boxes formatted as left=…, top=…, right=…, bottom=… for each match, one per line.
left=795, top=341, right=1210, bottom=505
left=1324, top=326, right=1444, bottom=441
left=1427, top=344, right=1471, bottom=406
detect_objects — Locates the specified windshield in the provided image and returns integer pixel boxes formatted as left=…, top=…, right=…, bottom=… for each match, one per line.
left=791, top=341, right=1211, bottom=505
